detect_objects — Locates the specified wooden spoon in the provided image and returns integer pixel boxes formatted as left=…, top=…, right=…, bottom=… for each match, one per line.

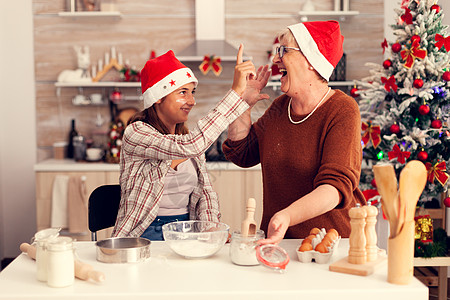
left=373, top=164, right=399, bottom=237
left=399, top=160, right=427, bottom=223
left=241, top=198, right=257, bottom=237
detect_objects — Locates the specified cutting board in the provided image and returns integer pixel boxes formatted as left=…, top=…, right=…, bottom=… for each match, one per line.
left=329, top=249, right=387, bottom=276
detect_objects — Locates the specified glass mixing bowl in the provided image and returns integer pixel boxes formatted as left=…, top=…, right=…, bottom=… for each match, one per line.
left=162, top=220, right=229, bottom=259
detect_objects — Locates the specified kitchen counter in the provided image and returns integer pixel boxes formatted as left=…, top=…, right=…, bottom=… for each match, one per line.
left=0, top=239, right=428, bottom=300
left=34, top=159, right=261, bottom=172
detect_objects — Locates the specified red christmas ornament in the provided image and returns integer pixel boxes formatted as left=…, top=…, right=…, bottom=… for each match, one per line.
left=110, top=89, right=123, bottom=104
left=418, top=104, right=430, bottom=115
left=418, top=151, right=428, bottom=162
left=390, top=123, right=400, bottom=134
left=444, top=197, right=450, bottom=207
left=371, top=178, right=377, bottom=188
left=392, top=43, right=402, bottom=53
left=431, top=119, right=443, bottom=129
left=411, top=35, right=421, bottom=44
left=413, top=78, right=424, bottom=88
left=431, top=4, right=441, bottom=14
left=383, top=59, right=392, bottom=69
left=350, top=87, right=359, bottom=97
left=443, top=71, right=450, bottom=81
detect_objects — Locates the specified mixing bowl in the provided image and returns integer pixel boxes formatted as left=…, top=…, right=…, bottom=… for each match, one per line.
left=162, top=220, right=229, bottom=259
left=96, top=237, right=151, bottom=263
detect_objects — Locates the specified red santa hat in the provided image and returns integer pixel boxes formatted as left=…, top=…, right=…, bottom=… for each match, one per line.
left=141, top=50, right=198, bottom=109
left=287, top=20, right=344, bottom=81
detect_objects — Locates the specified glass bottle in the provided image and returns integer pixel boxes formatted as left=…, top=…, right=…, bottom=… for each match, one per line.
left=67, top=119, right=78, bottom=159
left=229, top=230, right=265, bottom=266
left=33, top=228, right=60, bottom=282
left=46, top=237, right=74, bottom=288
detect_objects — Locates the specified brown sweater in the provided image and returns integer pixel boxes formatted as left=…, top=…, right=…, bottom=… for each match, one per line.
left=223, top=90, right=366, bottom=238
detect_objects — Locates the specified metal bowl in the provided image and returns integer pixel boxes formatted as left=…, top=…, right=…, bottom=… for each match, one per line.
left=162, top=221, right=229, bottom=259
left=95, top=237, right=151, bottom=263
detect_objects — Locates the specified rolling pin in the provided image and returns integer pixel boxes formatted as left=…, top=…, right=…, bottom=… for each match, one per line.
left=20, top=243, right=105, bottom=283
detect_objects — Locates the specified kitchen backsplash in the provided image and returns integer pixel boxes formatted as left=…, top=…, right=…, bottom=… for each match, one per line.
left=33, top=0, right=384, bottom=162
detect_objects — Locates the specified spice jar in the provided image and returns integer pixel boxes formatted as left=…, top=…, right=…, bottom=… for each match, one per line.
left=46, top=237, right=75, bottom=288
left=33, top=228, right=61, bottom=282
left=229, top=230, right=265, bottom=266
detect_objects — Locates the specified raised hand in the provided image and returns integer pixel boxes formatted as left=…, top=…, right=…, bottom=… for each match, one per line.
left=232, top=44, right=256, bottom=95
left=242, top=64, right=271, bottom=107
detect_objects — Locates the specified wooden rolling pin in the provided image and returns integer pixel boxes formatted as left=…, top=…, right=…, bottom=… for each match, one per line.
left=20, top=243, right=105, bottom=283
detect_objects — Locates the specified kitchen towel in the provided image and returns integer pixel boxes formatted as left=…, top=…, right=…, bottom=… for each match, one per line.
left=50, top=175, right=70, bottom=228
left=68, top=176, right=88, bottom=233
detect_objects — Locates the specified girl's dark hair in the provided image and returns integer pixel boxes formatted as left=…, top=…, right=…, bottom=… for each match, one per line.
left=128, top=102, right=189, bottom=135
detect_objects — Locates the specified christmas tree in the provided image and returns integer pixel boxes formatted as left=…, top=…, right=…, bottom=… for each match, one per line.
left=357, top=0, right=449, bottom=204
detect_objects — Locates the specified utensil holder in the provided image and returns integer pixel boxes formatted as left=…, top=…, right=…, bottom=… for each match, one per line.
left=387, top=220, right=415, bottom=285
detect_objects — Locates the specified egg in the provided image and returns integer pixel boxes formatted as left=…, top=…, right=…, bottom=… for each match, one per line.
left=301, top=238, right=311, bottom=245
left=309, top=227, right=321, bottom=235
left=320, top=238, right=332, bottom=248
left=322, top=235, right=334, bottom=244
left=315, top=242, right=329, bottom=253
left=298, top=242, right=313, bottom=252
left=327, top=228, right=339, bottom=240
left=307, top=234, right=316, bottom=241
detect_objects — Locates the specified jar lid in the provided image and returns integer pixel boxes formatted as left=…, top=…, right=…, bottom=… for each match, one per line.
left=47, top=236, right=74, bottom=251
left=255, top=244, right=290, bottom=272
left=33, top=227, right=61, bottom=242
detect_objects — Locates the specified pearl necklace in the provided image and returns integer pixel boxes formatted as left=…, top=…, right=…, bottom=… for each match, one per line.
left=288, top=87, right=331, bottom=124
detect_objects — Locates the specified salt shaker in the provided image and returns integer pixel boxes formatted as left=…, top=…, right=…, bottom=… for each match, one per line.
left=229, top=230, right=265, bottom=266
left=46, top=236, right=75, bottom=288
left=33, top=228, right=60, bottom=282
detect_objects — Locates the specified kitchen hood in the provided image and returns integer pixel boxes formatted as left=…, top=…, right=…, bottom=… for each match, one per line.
left=177, top=0, right=252, bottom=62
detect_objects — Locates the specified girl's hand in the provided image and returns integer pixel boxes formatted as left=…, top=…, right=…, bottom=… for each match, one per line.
left=232, top=44, right=256, bottom=95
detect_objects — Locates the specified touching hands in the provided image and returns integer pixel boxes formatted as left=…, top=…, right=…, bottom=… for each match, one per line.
left=258, top=210, right=290, bottom=245
left=232, top=44, right=257, bottom=95
left=242, top=64, right=271, bottom=107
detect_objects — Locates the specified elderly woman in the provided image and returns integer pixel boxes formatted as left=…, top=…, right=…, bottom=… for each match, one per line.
left=223, top=21, right=366, bottom=244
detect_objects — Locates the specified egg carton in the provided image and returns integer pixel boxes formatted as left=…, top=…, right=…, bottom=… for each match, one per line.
left=296, top=236, right=341, bottom=264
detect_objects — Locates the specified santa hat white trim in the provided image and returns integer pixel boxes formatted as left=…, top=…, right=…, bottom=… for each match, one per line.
left=288, top=23, right=335, bottom=81
left=142, top=68, right=197, bottom=109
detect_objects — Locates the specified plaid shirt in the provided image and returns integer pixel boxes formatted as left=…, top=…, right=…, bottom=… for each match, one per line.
left=112, top=90, right=249, bottom=237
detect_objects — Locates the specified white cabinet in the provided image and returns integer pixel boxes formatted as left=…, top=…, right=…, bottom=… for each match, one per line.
left=35, top=160, right=262, bottom=239
left=209, top=169, right=263, bottom=232
left=35, top=170, right=119, bottom=241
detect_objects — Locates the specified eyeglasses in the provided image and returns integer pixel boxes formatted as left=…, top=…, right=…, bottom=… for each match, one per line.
left=276, top=45, right=301, bottom=59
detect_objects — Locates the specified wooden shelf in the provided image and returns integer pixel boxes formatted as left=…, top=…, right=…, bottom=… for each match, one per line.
left=414, top=256, right=450, bottom=267
left=298, top=10, right=359, bottom=16
left=266, top=80, right=355, bottom=91
left=55, top=82, right=140, bottom=88
left=297, top=10, right=359, bottom=21
left=54, top=81, right=140, bottom=97
left=58, top=11, right=122, bottom=18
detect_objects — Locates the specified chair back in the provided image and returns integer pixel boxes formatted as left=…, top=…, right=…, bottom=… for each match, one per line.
left=88, top=184, right=121, bottom=241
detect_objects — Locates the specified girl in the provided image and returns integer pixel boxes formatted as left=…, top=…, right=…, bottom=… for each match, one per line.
left=112, top=45, right=261, bottom=240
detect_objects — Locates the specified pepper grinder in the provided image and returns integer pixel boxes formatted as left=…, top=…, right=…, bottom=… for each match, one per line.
left=348, top=204, right=367, bottom=264
left=363, top=203, right=378, bottom=262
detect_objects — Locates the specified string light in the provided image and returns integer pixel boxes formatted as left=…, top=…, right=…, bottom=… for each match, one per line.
left=377, top=151, right=384, bottom=160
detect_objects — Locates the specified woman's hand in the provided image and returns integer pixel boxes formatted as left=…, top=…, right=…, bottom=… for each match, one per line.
left=242, top=65, right=271, bottom=107
left=232, top=44, right=256, bottom=95
left=258, top=210, right=290, bottom=245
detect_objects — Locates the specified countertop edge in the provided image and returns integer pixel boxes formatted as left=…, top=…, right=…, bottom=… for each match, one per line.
left=34, top=159, right=261, bottom=172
